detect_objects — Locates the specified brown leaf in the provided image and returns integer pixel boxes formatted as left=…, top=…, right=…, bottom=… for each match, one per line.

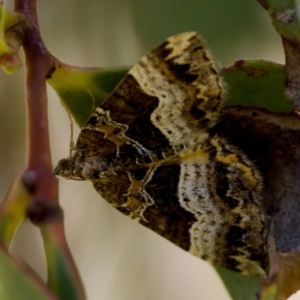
left=264, top=252, right=300, bottom=300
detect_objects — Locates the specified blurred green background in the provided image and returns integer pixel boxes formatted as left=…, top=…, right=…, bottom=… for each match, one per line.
left=0, top=0, right=292, bottom=300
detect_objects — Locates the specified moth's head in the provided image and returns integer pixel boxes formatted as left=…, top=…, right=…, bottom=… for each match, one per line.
left=54, top=158, right=75, bottom=179
left=54, top=156, right=114, bottom=181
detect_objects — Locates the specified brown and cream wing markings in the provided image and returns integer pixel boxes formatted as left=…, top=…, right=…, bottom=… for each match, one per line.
left=55, top=32, right=267, bottom=276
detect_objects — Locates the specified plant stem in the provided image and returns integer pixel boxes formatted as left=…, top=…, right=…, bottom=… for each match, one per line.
left=14, top=0, right=57, bottom=201
left=256, top=0, right=300, bottom=110
left=11, top=1, right=86, bottom=298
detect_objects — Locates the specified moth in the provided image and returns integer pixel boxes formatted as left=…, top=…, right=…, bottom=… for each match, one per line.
left=55, top=32, right=267, bottom=277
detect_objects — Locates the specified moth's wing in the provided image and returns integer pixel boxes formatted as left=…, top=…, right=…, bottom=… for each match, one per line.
left=56, top=32, right=267, bottom=275
left=92, top=135, right=266, bottom=276
left=79, top=32, right=225, bottom=165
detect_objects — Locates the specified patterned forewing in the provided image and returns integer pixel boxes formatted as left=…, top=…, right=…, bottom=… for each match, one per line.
left=80, top=32, right=224, bottom=165
left=55, top=32, right=267, bottom=276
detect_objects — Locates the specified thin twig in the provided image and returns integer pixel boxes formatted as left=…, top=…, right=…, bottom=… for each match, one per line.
left=11, top=1, right=86, bottom=298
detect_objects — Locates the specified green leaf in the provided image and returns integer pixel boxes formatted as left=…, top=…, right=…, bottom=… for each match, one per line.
left=224, top=60, right=293, bottom=113
left=0, top=4, right=21, bottom=56
left=215, top=266, right=263, bottom=300
left=0, top=244, right=57, bottom=300
left=41, top=223, right=86, bottom=300
left=0, top=177, right=33, bottom=247
left=47, top=65, right=129, bottom=127
left=260, top=283, right=278, bottom=300
left=0, top=4, right=22, bottom=74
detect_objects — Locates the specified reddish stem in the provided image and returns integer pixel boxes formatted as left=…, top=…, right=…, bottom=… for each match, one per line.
left=11, top=1, right=86, bottom=297
left=14, top=0, right=57, bottom=201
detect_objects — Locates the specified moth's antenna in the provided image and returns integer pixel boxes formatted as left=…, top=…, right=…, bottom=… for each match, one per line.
left=87, top=88, right=96, bottom=113
left=61, top=102, right=75, bottom=160
left=60, top=104, right=75, bottom=175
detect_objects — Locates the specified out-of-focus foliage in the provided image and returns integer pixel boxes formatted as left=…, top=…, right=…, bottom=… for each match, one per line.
left=0, top=245, right=57, bottom=300
left=0, top=4, right=19, bottom=55
left=0, top=4, right=22, bottom=73
left=0, top=177, right=32, bottom=247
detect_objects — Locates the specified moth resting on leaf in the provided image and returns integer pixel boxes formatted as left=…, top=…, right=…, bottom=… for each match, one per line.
left=55, top=32, right=267, bottom=277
